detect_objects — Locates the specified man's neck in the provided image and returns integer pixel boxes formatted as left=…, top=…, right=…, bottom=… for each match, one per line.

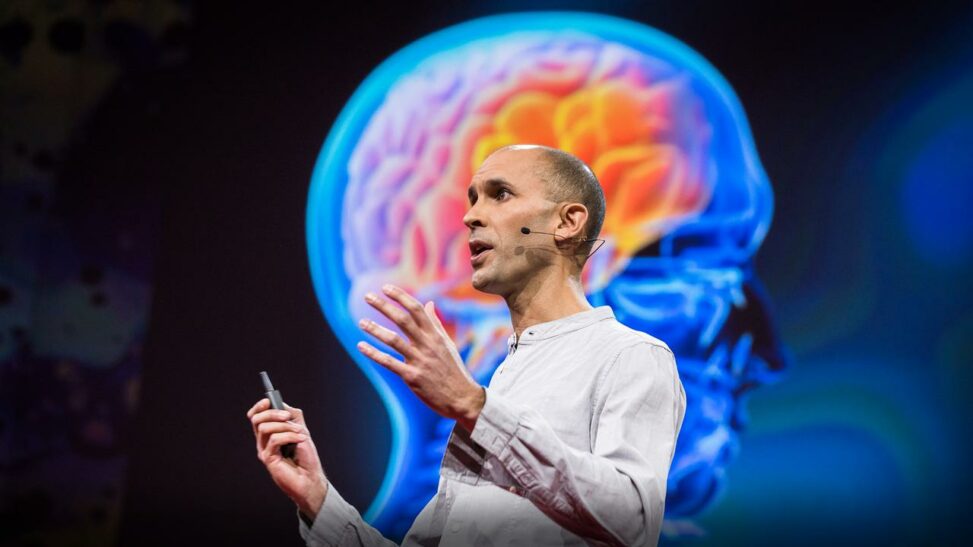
left=505, top=267, right=593, bottom=339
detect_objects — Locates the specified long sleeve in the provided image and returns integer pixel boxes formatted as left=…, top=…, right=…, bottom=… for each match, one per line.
left=468, top=342, right=686, bottom=546
left=298, top=481, right=399, bottom=547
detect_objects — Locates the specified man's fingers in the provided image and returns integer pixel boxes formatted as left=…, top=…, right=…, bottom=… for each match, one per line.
left=357, top=340, right=411, bottom=378
left=250, top=408, right=293, bottom=439
left=359, top=318, right=413, bottom=357
left=282, top=403, right=306, bottom=426
left=251, top=408, right=291, bottom=452
left=381, top=285, right=433, bottom=330
left=251, top=409, right=292, bottom=425
left=364, top=292, right=420, bottom=338
left=257, top=421, right=303, bottom=436
left=247, top=398, right=271, bottom=420
left=261, top=431, right=306, bottom=462
left=364, top=285, right=436, bottom=338
left=425, top=301, right=447, bottom=336
left=256, top=420, right=303, bottom=452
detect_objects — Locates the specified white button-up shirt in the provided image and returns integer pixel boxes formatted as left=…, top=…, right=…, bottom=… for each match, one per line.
left=300, top=306, right=687, bottom=546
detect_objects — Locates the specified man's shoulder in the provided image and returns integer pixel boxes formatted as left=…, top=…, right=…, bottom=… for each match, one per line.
left=594, top=317, right=673, bottom=356
left=584, top=318, right=678, bottom=398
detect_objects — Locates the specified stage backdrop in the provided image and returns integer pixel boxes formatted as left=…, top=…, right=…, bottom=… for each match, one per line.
left=1, top=2, right=969, bottom=547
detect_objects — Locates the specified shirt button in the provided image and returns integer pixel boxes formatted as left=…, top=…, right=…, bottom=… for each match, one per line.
left=450, top=521, right=462, bottom=533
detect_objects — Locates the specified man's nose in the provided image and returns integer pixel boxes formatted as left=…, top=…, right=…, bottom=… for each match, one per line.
left=462, top=206, right=484, bottom=230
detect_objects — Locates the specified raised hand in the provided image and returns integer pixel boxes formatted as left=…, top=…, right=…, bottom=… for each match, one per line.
left=356, top=284, right=486, bottom=431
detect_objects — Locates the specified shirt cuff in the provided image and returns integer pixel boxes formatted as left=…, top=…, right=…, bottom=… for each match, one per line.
left=469, top=388, right=521, bottom=457
left=297, top=481, right=358, bottom=546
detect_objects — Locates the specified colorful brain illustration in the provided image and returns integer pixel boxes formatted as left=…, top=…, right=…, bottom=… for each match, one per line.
left=344, top=32, right=714, bottom=377
left=308, top=13, right=786, bottom=540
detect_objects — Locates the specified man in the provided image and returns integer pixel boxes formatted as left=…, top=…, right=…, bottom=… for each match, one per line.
left=247, top=145, right=687, bottom=546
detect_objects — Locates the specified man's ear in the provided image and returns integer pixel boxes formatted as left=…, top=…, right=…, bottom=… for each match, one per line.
left=557, top=202, right=589, bottom=242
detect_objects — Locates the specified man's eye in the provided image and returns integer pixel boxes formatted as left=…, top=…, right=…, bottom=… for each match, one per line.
left=496, top=188, right=510, bottom=199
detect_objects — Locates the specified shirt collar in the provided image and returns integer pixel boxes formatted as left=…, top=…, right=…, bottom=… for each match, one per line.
left=506, top=306, right=615, bottom=350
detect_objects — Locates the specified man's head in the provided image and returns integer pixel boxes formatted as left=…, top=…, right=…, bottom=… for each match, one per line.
left=463, top=145, right=606, bottom=296
left=533, top=147, right=606, bottom=245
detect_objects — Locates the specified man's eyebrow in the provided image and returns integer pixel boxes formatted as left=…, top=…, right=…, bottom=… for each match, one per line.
left=484, top=177, right=511, bottom=189
left=468, top=177, right=512, bottom=201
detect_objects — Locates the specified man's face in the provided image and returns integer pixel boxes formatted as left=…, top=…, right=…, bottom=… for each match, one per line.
left=463, top=147, right=558, bottom=295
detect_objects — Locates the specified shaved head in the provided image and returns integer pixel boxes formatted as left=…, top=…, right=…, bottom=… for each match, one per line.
left=496, top=145, right=606, bottom=247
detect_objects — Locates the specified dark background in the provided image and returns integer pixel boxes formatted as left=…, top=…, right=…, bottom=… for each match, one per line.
left=3, top=1, right=969, bottom=546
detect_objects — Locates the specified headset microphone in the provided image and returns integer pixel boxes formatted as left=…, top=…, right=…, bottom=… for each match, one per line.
left=521, top=226, right=589, bottom=240
left=519, top=226, right=606, bottom=257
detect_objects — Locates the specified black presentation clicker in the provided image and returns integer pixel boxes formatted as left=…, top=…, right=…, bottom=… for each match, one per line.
left=259, top=371, right=296, bottom=459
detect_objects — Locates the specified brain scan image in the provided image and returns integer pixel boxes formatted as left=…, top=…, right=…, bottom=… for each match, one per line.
left=306, top=12, right=788, bottom=538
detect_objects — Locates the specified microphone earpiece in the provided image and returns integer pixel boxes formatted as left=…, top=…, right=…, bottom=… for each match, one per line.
left=520, top=225, right=606, bottom=257
left=521, top=226, right=580, bottom=240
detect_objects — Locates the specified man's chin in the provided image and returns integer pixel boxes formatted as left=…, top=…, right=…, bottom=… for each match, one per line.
left=471, top=271, right=489, bottom=291
left=471, top=270, right=501, bottom=294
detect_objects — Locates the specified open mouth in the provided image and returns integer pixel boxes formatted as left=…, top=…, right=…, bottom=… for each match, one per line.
left=469, top=240, right=494, bottom=263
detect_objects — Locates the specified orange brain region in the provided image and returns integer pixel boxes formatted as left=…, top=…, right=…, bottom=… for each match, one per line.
left=343, top=33, right=714, bottom=374
left=473, top=79, right=712, bottom=279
